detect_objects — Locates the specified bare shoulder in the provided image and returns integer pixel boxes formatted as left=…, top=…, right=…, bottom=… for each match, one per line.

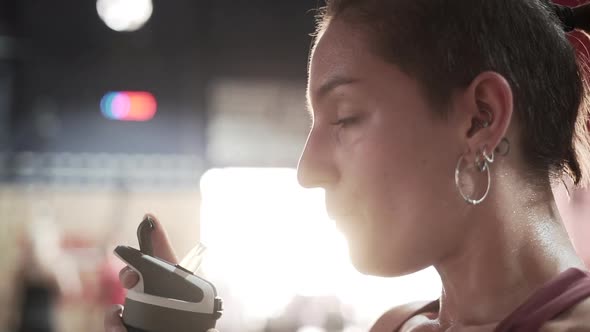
left=539, top=298, right=590, bottom=332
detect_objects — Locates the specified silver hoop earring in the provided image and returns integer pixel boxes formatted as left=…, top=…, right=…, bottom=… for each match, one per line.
left=455, top=153, right=491, bottom=205
left=483, top=145, right=495, bottom=163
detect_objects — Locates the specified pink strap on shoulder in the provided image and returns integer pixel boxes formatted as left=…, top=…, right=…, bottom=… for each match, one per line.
left=495, top=268, right=590, bottom=331
left=369, top=301, right=439, bottom=332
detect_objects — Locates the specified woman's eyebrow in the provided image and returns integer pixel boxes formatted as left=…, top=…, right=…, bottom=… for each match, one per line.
left=315, top=76, right=360, bottom=101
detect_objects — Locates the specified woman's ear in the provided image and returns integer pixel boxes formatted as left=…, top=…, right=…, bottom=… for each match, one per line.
left=457, top=71, right=514, bottom=155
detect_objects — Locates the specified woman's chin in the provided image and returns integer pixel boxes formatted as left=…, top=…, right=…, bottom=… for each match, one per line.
left=346, top=238, right=387, bottom=276
left=346, top=238, right=418, bottom=277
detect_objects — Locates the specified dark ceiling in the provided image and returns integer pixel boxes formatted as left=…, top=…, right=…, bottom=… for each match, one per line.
left=18, top=0, right=320, bottom=77
left=1, top=0, right=321, bottom=155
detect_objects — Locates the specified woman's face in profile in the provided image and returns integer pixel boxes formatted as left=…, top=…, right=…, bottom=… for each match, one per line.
left=298, top=18, right=473, bottom=276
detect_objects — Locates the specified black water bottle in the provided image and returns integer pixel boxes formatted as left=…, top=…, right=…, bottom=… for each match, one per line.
left=114, top=217, right=223, bottom=332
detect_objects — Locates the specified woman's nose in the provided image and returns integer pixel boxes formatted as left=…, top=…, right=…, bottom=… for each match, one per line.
left=297, top=129, right=339, bottom=189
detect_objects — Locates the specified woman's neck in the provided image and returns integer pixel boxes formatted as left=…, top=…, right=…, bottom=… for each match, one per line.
left=433, top=177, right=585, bottom=328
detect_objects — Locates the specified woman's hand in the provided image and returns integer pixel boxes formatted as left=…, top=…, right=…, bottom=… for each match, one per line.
left=103, top=214, right=179, bottom=332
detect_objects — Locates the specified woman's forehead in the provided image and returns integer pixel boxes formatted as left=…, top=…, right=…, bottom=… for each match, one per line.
left=308, top=20, right=378, bottom=97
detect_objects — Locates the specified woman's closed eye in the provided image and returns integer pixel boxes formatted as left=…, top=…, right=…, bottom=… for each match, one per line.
left=331, top=116, right=362, bottom=128
left=330, top=114, right=367, bottom=145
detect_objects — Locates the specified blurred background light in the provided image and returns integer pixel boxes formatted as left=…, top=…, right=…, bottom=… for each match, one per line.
left=199, top=168, right=442, bottom=330
left=100, top=91, right=157, bottom=121
left=96, top=0, right=154, bottom=32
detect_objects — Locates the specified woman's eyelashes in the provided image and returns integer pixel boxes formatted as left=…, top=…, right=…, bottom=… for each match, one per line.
left=330, top=113, right=366, bottom=145
left=330, top=115, right=362, bottom=128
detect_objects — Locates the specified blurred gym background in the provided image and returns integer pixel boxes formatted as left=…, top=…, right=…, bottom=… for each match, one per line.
left=0, top=1, right=589, bottom=332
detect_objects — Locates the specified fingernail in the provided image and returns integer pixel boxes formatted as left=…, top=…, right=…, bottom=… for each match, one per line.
left=120, top=266, right=132, bottom=278
left=121, top=270, right=133, bottom=282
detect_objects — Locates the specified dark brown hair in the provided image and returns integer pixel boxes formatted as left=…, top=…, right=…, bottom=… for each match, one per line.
left=316, top=0, right=590, bottom=187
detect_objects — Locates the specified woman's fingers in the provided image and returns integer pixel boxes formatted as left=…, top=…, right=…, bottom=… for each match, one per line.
left=117, top=213, right=178, bottom=289
left=145, top=213, right=179, bottom=264
left=104, top=305, right=127, bottom=332
left=108, top=214, right=180, bottom=332
left=119, top=266, right=139, bottom=289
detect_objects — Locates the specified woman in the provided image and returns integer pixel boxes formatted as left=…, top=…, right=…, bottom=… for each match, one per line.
left=106, top=1, right=590, bottom=331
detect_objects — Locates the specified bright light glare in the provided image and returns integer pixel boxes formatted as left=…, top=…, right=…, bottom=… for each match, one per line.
left=297, top=327, right=326, bottom=332
left=96, top=0, right=153, bottom=32
left=199, top=168, right=441, bottom=325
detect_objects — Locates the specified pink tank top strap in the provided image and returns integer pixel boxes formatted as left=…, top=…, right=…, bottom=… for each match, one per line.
left=495, top=268, right=590, bottom=331
left=369, top=300, right=439, bottom=332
